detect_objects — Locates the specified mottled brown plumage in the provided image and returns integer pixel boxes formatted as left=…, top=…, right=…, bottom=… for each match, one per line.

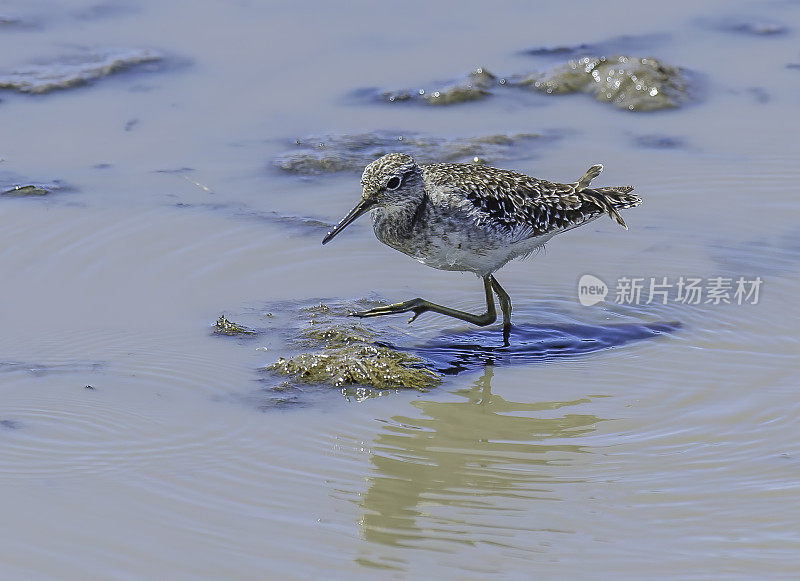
left=322, top=153, right=641, bottom=338
left=421, top=161, right=638, bottom=242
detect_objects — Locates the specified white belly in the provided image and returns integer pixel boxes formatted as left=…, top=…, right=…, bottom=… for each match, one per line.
left=413, top=232, right=556, bottom=276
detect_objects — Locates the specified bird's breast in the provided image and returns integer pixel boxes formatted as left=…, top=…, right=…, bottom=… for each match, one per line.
left=371, top=205, right=520, bottom=275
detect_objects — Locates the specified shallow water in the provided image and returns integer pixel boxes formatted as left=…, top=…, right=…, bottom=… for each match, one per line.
left=1, top=0, right=799, bottom=578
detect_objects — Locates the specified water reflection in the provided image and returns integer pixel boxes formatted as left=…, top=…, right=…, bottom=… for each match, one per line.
left=357, top=366, right=604, bottom=558
left=411, top=321, right=680, bottom=375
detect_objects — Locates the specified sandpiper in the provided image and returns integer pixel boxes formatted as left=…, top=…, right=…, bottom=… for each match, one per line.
left=322, top=153, right=641, bottom=339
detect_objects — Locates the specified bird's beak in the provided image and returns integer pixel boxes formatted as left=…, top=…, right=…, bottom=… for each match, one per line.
left=322, top=198, right=376, bottom=245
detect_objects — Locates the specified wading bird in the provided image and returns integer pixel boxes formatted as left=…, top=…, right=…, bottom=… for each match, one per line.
left=322, top=153, right=641, bottom=341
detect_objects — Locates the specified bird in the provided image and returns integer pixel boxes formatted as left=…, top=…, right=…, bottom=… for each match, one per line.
left=322, top=153, right=641, bottom=341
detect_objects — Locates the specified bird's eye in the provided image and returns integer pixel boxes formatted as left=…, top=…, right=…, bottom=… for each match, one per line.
left=386, top=176, right=402, bottom=190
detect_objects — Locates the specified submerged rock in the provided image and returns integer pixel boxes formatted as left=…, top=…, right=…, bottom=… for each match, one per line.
left=513, top=55, right=688, bottom=111
left=2, top=184, right=52, bottom=196
left=213, top=315, right=257, bottom=336
left=698, top=16, right=789, bottom=36
left=0, top=14, right=23, bottom=26
left=0, top=48, right=163, bottom=94
left=380, top=68, right=497, bottom=105
left=269, top=344, right=440, bottom=391
left=264, top=302, right=440, bottom=391
left=368, top=55, right=689, bottom=112
left=523, top=34, right=669, bottom=59
left=274, top=131, right=556, bottom=175
left=300, top=323, right=376, bottom=348
left=74, top=2, right=138, bottom=20
left=632, top=133, right=687, bottom=149
left=1, top=180, right=69, bottom=196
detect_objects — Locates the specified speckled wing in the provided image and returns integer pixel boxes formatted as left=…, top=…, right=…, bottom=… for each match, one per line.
left=421, top=163, right=640, bottom=242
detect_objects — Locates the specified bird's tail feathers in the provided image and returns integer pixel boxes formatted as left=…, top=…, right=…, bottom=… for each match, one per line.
left=575, top=164, right=604, bottom=190
left=587, top=186, right=641, bottom=229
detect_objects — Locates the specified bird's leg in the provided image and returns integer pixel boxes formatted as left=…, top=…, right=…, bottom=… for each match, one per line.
left=489, top=275, right=512, bottom=345
left=351, top=276, right=497, bottom=326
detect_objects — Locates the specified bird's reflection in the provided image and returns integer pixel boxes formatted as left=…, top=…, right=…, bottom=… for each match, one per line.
left=356, top=366, right=604, bottom=555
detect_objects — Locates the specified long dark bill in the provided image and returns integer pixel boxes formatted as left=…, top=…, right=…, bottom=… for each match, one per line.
left=321, top=198, right=376, bottom=245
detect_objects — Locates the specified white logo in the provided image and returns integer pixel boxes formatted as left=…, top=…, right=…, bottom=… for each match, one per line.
left=578, top=274, right=608, bottom=306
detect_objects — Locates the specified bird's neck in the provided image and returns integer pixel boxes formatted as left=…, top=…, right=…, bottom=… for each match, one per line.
left=371, top=194, right=427, bottom=246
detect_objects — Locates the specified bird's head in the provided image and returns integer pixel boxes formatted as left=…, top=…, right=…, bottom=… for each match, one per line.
left=322, top=153, right=424, bottom=245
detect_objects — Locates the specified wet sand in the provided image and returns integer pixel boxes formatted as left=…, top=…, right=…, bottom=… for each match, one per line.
left=1, top=0, right=799, bottom=578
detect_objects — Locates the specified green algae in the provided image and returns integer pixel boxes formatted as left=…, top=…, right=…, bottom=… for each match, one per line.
left=381, top=68, right=497, bottom=105
left=268, top=344, right=440, bottom=391
left=274, top=131, right=555, bottom=176
left=372, top=55, right=689, bottom=112
left=264, top=302, right=441, bottom=392
left=1, top=184, right=52, bottom=196
left=514, top=55, right=688, bottom=111
left=213, top=315, right=257, bottom=336
left=1, top=179, right=70, bottom=197
left=301, top=323, right=376, bottom=348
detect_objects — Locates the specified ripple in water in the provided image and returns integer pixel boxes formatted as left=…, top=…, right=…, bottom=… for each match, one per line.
left=0, top=328, right=260, bottom=480
left=408, top=321, right=681, bottom=375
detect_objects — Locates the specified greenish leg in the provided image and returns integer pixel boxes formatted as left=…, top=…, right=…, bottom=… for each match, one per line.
left=352, top=276, right=498, bottom=326
left=489, top=275, right=512, bottom=329
left=489, top=275, right=512, bottom=344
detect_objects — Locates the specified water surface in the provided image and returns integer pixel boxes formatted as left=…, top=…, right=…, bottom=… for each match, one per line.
left=1, top=0, right=799, bottom=578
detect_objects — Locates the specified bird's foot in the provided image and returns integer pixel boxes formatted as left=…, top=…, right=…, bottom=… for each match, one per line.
left=350, top=298, right=430, bottom=324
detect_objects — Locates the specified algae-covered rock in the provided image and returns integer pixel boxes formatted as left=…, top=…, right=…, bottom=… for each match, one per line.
left=0, top=48, right=163, bottom=94
left=379, top=68, right=497, bottom=105
left=213, top=315, right=257, bottom=336
left=274, top=131, right=555, bottom=175
left=268, top=344, right=440, bottom=391
left=301, top=323, right=376, bottom=348
left=1, top=180, right=69, bottom=196
left=514, top=55, right=688, bottom=111
left=2, top=184, right=52, bottom=196
left=365, top=55, right=689, bottom=112
left=263, top=301, right=441, bottom=392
